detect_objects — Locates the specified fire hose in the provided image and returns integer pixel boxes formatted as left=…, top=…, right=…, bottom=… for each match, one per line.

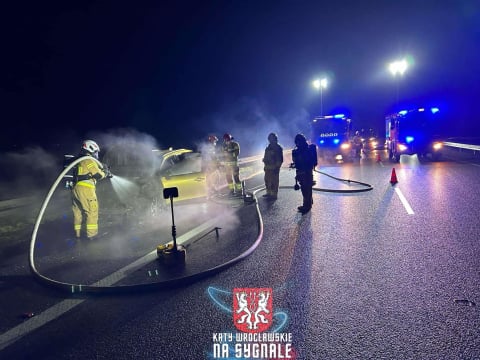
left=29, top=156, right=265, bottom=294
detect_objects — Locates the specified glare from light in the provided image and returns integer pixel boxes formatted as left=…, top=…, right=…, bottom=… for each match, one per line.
left=389, top=59, right=408, bottom=76
left=333, top=138, right=340, bottom=145
left=406, top=136, right=415, bottom=143
left=431, top=107, right=440, bottom=114
left=334, top=114, right=345, bottom=118
left=418, top=108, right=425, bottom=112
left=398, top=110, right=408, bottom=116
left=312, top=78, right=328, bottom=90
left=433, top=142, right=443, bottom=150
left=340, top=143, right=350, bottom=150
left=398, top=144, right=408, bottom=151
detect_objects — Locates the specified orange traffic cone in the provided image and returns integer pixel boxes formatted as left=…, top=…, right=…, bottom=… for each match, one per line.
left=390, top=168, right=398, bottom=185
left=376, top=153, right=381, bottom=162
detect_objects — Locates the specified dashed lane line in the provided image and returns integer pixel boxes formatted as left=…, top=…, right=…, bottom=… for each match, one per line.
left=395, top=187, right=415, bottom=215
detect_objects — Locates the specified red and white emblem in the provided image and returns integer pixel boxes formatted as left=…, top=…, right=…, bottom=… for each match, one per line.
left=233, top=288, right=273, bottom=333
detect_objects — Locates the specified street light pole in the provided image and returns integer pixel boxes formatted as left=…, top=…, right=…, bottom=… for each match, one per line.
left=388, top=59, right=408, bottom=108
left=313, top=78, right=328, bottom=116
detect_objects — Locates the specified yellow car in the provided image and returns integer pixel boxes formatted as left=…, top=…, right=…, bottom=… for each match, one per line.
left=102, top=146, right=219, bottom=215
left=153, top=148, right=208, bottom=202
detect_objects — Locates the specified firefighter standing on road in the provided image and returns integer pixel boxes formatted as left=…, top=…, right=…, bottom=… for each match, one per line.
left=262, top=132, right=283, bottom=200
left=352, top=131, right=363, bottom=158
left=202, top=135, right=220, bottom=197
left=292, top=133, right=317, bottom=214
left=222, top=133, right=242, bottom=195
left=72, top=140, right=108, bottom=239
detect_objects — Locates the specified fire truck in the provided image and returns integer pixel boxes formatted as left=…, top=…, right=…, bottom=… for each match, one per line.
left=310, top=114, right=353, bottom=162
left=385, top=107, right=444, bottom=162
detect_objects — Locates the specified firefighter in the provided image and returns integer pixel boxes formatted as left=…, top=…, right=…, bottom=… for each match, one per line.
left=71, top=140, right=107, bottom=239
left=262, top=132, right=283, bottom=200
left=202, top=135, right=220, bottom=197
left=222, top=133, right=242, bottom=195
left=292, top=133, right=317, bottom=214
left=352, top=131, right=363, bottom=157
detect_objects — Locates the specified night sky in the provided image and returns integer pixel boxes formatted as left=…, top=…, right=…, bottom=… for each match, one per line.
left=2, top=0, right=479, bottom=155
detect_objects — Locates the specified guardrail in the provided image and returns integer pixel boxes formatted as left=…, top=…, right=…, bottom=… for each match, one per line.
left=443, top=142, right=480, bottom=152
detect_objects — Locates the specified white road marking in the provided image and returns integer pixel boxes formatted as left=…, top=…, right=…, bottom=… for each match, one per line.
left=0, top=214, right=224, bottom=350
left=395, top=187, right=415, bottom=215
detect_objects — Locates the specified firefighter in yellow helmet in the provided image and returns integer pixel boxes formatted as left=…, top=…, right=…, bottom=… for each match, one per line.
left=262, top=132, right=283, bottom=200
left=71, top=140, right=107, bottom=239
left=222, top=133, right=242, bottom=195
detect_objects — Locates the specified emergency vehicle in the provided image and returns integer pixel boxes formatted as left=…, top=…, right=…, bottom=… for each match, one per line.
left=310, top=114, right=352, bottom=161
left=385, top=107, right=444, bottom=162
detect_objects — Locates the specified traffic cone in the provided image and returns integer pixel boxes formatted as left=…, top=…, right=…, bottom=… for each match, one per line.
left=390, top=168, right=398, bottom=185
left=376, top=153, right=381, bottom=162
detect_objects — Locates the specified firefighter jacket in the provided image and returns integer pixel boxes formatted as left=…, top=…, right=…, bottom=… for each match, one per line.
left=74, top=156, right=106, bottom=189
left=223, top=141, right=240, bottom=166
left=263, top=143, right=283, bottom=170
left=292, top=143, right=317, bottom=172
left=202, top=143, right=219, bottom=171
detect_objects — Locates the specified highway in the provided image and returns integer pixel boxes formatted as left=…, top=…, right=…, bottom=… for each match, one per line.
left=0, top=146, right=479, bottom=359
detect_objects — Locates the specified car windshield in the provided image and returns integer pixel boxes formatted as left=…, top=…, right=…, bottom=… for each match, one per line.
left=164, top=153, right=202, bottom=176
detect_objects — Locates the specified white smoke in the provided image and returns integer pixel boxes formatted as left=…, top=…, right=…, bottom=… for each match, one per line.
left=194, top=97, right=311, bottom=156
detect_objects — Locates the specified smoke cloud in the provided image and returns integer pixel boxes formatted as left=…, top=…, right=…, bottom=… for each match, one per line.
left=193, top=97, right=311, bottom=156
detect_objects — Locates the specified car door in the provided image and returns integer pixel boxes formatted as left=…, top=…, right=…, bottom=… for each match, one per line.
left=160, top=153, right=207, bottom=201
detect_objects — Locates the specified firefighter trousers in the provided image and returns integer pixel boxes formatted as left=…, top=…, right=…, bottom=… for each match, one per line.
left=225, top=164, right=241, bottom=192
left=264, top=168, right=280, bottom=196
left=72, top=184, right=99, bottom=238
left=296, top=171, right=313, bottom=209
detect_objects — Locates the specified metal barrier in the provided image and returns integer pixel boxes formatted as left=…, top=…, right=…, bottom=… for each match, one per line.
left=443, top=141, right=480, bottom=153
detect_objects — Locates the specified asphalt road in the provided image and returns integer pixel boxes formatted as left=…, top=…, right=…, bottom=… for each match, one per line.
left=0, top=148, right=479, bottom=359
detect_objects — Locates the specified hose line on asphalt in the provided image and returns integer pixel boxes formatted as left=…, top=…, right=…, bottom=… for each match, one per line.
left=30, top=161, right=370, bottom=294
left=312, top=168, right=373, bottom=193
left=29, top=157, right=265, bottom=294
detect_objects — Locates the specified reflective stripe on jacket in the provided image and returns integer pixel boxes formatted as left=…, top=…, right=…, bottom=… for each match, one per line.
left=75, top=157, right=105, bottom=188
left=223, top=141, right=240, bottom=164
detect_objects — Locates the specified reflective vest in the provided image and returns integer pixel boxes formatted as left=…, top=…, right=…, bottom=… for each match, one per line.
left=223, top=141, right=240, bottom=166
left=74, top=157, right=105, bottom=188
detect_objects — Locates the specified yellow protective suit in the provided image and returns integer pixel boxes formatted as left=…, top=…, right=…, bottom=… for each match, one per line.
left=72, top=156, right=106, bottom=238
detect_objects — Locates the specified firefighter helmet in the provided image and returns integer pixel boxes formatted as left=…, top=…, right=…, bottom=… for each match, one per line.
left=268, top=132, right=278, bottom=143
left=208, top=135, right=218, bottom=144
left=294, top=133, right=307, bottom=147
left=223, top=133, right=233, bottom=141
left=82, top=140, right=100, bottom=157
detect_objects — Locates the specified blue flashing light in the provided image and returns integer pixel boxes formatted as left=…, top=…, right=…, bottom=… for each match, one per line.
left=319, top=140, right=325, bottom=144
left=333, top=138, right=340, bottom=145
left=398, top=110, right=408, bottom=116
left=406, top=136, right=415, bottom=143
left=431, top=107, right=440, bottom=114
left=334, top=114, right=345, bottom=119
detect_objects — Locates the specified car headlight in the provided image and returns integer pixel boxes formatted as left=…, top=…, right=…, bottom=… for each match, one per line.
left=340, top=143, right=351, bottom=150
left=398, top=144, right=408, bottom=152
left=433, top=142, right=443, bottom=150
